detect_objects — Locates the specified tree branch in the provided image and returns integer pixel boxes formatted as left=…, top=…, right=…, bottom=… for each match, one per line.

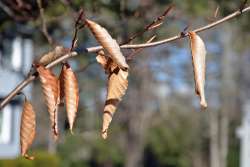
left=70, top=9, right=86, bottom=51
left=1, top=5, right=250, bottom=110
left=120, top=4, right=173, bottom=45
left=86, top=5, right=250, bottom=53
left=37, top=0, right=54, bottom=45
left=0, top=52, right=77, bottom=109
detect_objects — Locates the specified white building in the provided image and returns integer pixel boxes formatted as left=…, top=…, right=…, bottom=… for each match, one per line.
left=0, top=36, right=33, bottom=158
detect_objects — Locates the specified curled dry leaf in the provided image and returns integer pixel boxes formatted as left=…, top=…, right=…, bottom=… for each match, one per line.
left=86, top=19, right=129, bottom=70
left=188, top=31, right=207, bottom=108
left=59, top=65, right=66, bottom=104
left=96, top=53, right=128, bottom=139
left=36, top=65, right=60, bottom=140
left=102, top=67, right=128, bottom=139
left=96, top=50, right=117, bottom=74
left=96, top=50, right=108, bottom=70
left=37, top=46, right=70, bottom=66
left=61, top=63, right=79, bottom=133
left=20, top=98, right=36, bottom=160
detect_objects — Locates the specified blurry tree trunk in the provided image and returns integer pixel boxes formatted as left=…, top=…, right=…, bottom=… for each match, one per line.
left=124, top=57, right=155, bottom=167
left=219, top=25, right=237, bottom=167
left=209, top=109, right=220, bottom=167
left=125, top=109, right=153, bottom=167
left=209, top=25, right=237, bottom=167
left=120, top=1, right=151, bottom=166
left=125, top=114, right=145, bottom=167
left=238, top=45, right=250, bottom=167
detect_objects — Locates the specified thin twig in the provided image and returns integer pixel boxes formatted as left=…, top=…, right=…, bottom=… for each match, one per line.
left=0, top=1, right=31, bottom=21
left=121, top=4, right=174, bottom=45
left=240, top=0, right=248, bottom=13
left=1, top=5, right=250, bottom=110
left=0, top=52, right=77, bottom=109
left=127, top=35, right=156, bottom=60
left=70, top=9, right=86, bottom=51
left=37, top=0, right=54, bottom=45
left=214, top=5, right=220, bottom=18
left=86, top=5, right=250, bottom=53
left=0, top=1, right=15, bottom=17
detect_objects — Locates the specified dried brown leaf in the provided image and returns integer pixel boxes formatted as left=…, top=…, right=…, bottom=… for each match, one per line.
left=96, top=52, right=129, bottom=138
left=59, top=65, right=66, bottom=104
left=96, top=50, right=108, bottom=69
left=96, top=50, right=117, bottom=74
left=86, top=19, right=129, bottom=70
left=36, top=65, right=60, bottom=140
left=102, top=65, right=129, bottom=139
left=62, top=63, right=79, bottom=133
left=37, top=46, right=69, bottom=66
left=20, top=98, right=36, bottom=160
left=188, top=31, right=207, bottom=108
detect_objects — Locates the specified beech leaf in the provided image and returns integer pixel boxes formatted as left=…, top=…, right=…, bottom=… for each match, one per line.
left=96, top=50, right=108, bottom=70
left=37, top=46, right=69, bottom=66
left=97, top=53, right=129, bottom=139
left=20, top=98, right=36, bottom=160
left=59, top=65, right=65, bottom=104
left=96, top=50, right=117, bottom=74
left=86, top=19, right=129, bottom=70
left=188, top=31, right=207, bottom=108
left=62, top=63, right=79, bottom=133
left=36, top=65, right=60, bottom=140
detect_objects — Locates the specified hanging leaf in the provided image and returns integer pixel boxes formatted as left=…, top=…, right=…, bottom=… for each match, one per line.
left=37, top=46, right=69, bottom=66
left=20, top=98, right=36, bottom=160
left=62, top=63, right=79, bottom=133
left=36, top=65, right=60, bottom=140
left=96, top=50, right=117, bottom=74
left=59, top=65, right=66, bottom=104
left=97, top=53, right=129, bottom=139
left=96, top=50, right=108, bottom=70
left=102, top=67, right=128, bottom=139
left=86, top=19, right=129, bottom=70
left=188, top=31, right=207, bottom=108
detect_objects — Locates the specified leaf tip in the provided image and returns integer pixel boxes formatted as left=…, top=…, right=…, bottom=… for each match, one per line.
left=101, top=130, right=108, bottom=139
left=102, top=112, right=113, bottom=139
left=70, top=128, right=74, bottom=135
left=23, top=154, right=34, bottom=160
left=200, top=99, right=208, bottom=109
left=53, top=133, right=59, bottom=141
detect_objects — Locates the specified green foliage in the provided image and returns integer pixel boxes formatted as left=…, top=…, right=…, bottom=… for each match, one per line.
left=57, top=132, right=124, bottom=167
left=146, top=110, right=205, bottom=167
left=0, top=151, right=60, bottom=167
left=46, top=1, right=68, bottom=17
left=33, top=151, right=60, bottom=167
left=92, top=138, right=124, bottom=166
left=57, top=134, right=89, bottom=167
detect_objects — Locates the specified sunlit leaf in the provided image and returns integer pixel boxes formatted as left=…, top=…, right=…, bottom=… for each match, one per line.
left=20, top=98, right=36, bottom=160
left=61, top=63, right=79, bottom=133
left=86, top=19, right=129, bottom=70
left=37, top=46, right=69, bottom=66
left=188, top=31, right=207, bottom=108
left=96, top=53, right=129, bottom=139
left=37, top=65, right=60, bottom=140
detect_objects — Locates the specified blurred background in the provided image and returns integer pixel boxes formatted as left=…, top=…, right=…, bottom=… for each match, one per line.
left=0, top=0, right=250, bottom=167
